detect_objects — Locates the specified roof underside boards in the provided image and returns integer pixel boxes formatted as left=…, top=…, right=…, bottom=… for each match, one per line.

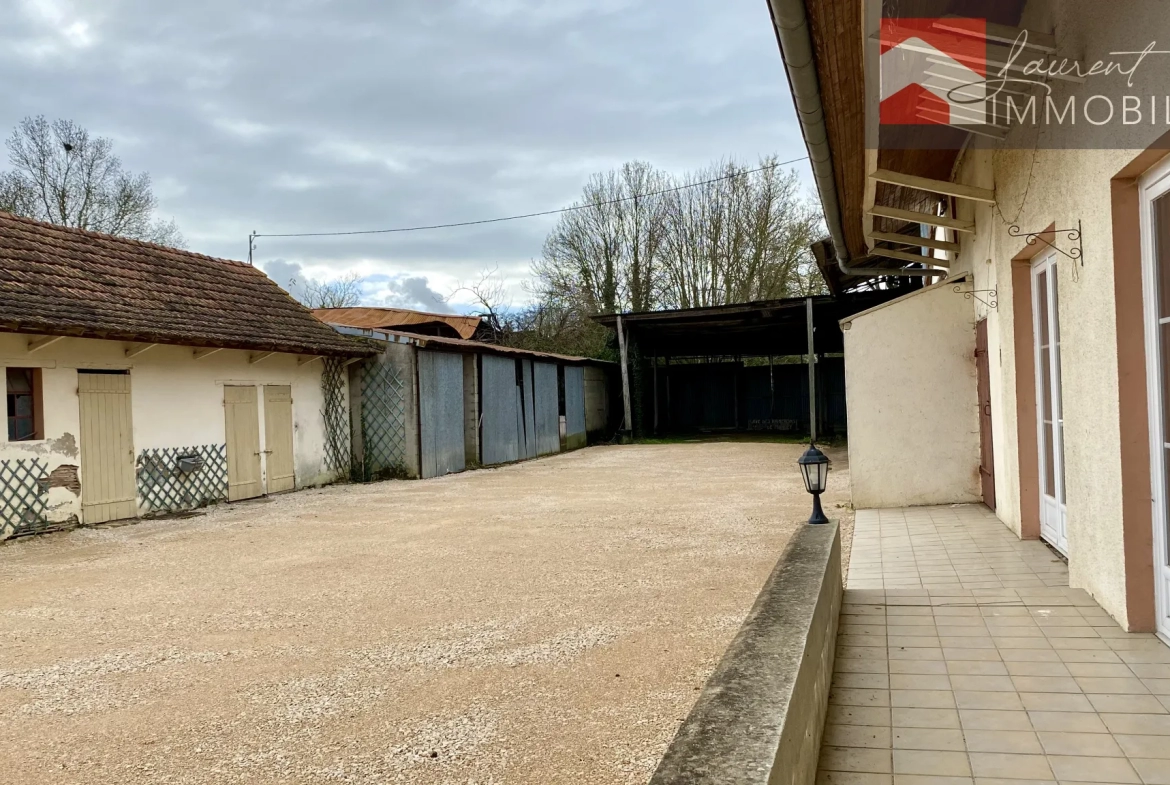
left=0, top=212, right=374, bottom=357
left=312, top=307, right=483, bottom=340
left=591, top=291, right=905, bottom=358
left=797, top=0, right=1026, bottom=271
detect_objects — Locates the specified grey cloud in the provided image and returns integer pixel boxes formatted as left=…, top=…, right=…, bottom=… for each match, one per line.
left=262, top=259, right=307, bottom=302
left=363, top=276, right=454, bottom=313
left=0, top=0, right=808, bottom=294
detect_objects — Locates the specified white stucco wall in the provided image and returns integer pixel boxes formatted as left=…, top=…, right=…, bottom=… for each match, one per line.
left=0, top=334, right=349, bottom=530
left=843, top=282, right=981, bottom=508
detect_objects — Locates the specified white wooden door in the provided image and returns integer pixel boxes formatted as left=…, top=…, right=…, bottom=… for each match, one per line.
left=78, top=371, right=138, bottom=524
left=225, top=385, right=263, bottom=501
left=264, top=385, right=295, bottom=494
left=1141, top=155, right=1170, bottom=641
left=1033, top=251, right=1068, bottom=555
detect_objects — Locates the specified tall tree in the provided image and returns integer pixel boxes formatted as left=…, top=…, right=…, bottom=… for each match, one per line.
left=0, top=116, right=183, bottom=247
left=300, top=272, right=363, bottom=309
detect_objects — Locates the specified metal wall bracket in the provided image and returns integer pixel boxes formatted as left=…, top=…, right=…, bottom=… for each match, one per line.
left=1009, top=220, right=1083, bottom=266
left=953, top=284, right=999, bottom=310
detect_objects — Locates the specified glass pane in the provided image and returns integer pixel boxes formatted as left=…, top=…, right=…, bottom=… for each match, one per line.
left=1162, top=323, right=1170, bottom=444
left=5, top=368, right=31, bottom=394
left=1038, top=269, right=1050, bottom=347
left=1041, top=347, right=1053, bottom=421
left=1156, top=194, right=1170, bottom=318
left=1044, top=422, right=1056, bottom=496
left=13, top=395, right=31, bottom=418
left=8, top=415, right=33, bottom=441
left=1051, top=268, right=1060, bottom=344
left=1057, top=423, right=1067, bottom=503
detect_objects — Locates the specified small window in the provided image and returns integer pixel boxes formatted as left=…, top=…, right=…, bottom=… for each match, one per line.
left=6, top=368, right=43, bottom=441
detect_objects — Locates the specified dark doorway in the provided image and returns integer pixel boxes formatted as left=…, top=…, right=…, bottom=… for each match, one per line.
left=976, top=318, right=996, bottom=511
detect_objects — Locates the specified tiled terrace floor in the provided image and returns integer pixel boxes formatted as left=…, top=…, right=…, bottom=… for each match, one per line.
left=819, top=504, right=1170, bottom=785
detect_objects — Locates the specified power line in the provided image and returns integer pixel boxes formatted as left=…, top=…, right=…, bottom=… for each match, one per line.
left=246, top=155, right=810, bottom=262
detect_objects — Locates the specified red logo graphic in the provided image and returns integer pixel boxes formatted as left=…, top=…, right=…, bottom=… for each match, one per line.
left=880, top=17, right=988, bottom=126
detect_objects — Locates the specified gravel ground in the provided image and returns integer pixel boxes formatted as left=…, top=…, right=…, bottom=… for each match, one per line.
left=0, top=440, right=852, bottom=785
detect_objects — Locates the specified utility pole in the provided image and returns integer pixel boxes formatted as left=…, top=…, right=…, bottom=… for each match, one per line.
left=616, top=313, right=633, bottom=436
left=806, top=297, right=816, bottom=443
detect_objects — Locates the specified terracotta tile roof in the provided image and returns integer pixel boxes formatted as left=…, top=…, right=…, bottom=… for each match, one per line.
left=313, top=307, right=484, bottom=340
left=0, top=212, right=374, bottom=357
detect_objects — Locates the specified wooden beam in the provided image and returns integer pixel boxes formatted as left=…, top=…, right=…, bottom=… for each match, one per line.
left=932, top=17, right=1057, bottom=54
left=249, top=351, right=275, bottom=365
left=297, top=355, right=323, bottom=367
left=27, top=335, right=64, bottom=354
left=868, top=205, right=975, bottom=233
left=862, top=148, right=879, bottom=252
left=871, top=169, right=996, bottom=203
left=193, top=347, right=222, bottom=360
left=342, top=356, right=364, bottom=368
left=124, top=343, right=157, bottom=359
left=869, top=231, right=961, bottom=254
left=871, top=246, right=953, bottom=268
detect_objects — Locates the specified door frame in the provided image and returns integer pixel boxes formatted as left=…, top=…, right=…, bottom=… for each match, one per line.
left=1139, top=153, right=1170, bottom=640
left=1032, top=248, right=1068, bottom=555
left=975, top=318, right=996, bottom=511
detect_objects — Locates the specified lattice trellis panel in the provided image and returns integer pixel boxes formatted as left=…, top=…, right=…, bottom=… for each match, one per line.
left=360, top=358, right=408, bottom=481
left=136, top=445, right=228, bottom=515
left=0, top=458, right=48, bottom=539
left=322, top=357, right=351, bottom=478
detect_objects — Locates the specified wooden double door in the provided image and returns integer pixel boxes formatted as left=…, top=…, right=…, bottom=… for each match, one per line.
left=225, top=385, right=295, bottom=501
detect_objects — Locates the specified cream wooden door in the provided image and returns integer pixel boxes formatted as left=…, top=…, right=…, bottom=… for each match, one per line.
left=1032, top=251, right=1068, bottom=556
left=78, top=371, right=138, bottom=524
left=264, top=385, right=295, bottom=494
left=225, top=385, right=263, bottom=501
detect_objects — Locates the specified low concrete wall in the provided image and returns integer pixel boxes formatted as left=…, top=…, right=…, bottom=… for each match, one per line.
left=650, top=522, right=842, bottom=785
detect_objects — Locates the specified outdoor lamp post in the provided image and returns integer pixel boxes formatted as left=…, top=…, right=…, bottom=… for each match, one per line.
left=798, top=443, right=830, bottom=525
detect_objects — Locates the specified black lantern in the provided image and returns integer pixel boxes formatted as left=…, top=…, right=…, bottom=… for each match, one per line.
left=797, top=444, right=830, bottom=525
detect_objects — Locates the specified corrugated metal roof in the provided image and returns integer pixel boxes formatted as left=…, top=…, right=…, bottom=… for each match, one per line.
left=334, top=325, right=612, bottom=365
left=313, top=307, right=483, bottom=340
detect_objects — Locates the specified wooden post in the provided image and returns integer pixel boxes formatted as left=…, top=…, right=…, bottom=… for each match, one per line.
left=616, top=313, right=633, bottom=435
left=806, top=298, right=817, bottom=443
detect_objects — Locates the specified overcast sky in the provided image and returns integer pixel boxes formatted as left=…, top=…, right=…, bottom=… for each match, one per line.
left=0, top=0, right=809, bottom=312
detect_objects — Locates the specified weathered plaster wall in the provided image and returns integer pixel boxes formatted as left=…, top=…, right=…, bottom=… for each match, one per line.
left=843, top=282, right=981, bottom=508
left=0, top=334, right=346, bottom=530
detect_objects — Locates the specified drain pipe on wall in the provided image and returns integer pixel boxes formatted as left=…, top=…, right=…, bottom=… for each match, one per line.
left=768, top=0, right=939, bottom=280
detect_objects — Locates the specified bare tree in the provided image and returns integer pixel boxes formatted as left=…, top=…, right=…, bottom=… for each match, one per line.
left=0, top=116, right=183, bottom=247
left=301, top=272, right=363, bottom=309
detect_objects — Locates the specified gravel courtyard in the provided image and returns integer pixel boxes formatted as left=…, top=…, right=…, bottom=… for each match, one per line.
left=0, top=440, right=851, bottom=785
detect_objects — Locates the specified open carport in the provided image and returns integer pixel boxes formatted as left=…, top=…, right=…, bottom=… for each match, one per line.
left=0, top=440, right=850, bottom=785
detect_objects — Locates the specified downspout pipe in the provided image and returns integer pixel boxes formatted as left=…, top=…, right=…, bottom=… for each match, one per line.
left=767, top=0, right=939, bottom=278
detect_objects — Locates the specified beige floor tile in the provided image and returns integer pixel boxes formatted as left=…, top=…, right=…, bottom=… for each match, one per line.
left=944, top=649, right=1004, bottom=662
left=1019, top=692, right=1095, bottom=712
left=1046, top=755, right=1140, bottom=783
left=1036, top=730, right=1125, bottom=757
left=837, top=658, right=893, bottom=675
left=1075, top=677, right=1151, bottom=695
left=968, top=752, right=1054, bottom=780
left=1101, top=712, right=1170, bottom=735
left=1012, top=676, right=1084, bottom=694
left=1129, top=664, right=1170, bottom=679
left=827, top=705, right=893, bottom=727
left=889, top=660, right=950, bottom=676
left=1064, top=662, right=1135, bottom=678
left=1131, top=757, right=1170, bottom=785
left=892, top=776, right=973, bottom=785
left=893, top=750, right=971, bottom=777
left=817, top=772, right=894, bottom=785
left=892, top=708, right=962, bottom=729
left=890, top=674, right=952, bottom=691
left=825, top=724, right=894, bottom=750
left=964, top=729, right=1043, bottom=754
left=891, top=648, right=946, bottom=662
left=820, top=746, right=894, bottom=774
left=1141, top=678, right=1170, bottom=695
left=891, top=690, right=957, bottom=709
left=1002, top=648, right=1063, bottom=663
left=891, top=727, right=966, bottom=751
left=948, top=661, right=1010, bottom=676
left=1007, top=661, right=1074, bottom=677
left=1027, top=711, right=1108, bottom=733
left=833, top=688, right=892, bottom=707
left=1057, top=649, right=1124, bottom=664
left=1087, top=693, right=1168, bottom=714
left=960, top=709, right=1034, bottom=731
left=1114, top=733, right=1170, bottom=759
left=950, top=675, right=1016, bottom=692
left=836, top=673, right=893, bottom=690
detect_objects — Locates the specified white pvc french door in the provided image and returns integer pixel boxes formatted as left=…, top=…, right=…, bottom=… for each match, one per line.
left=1033, top=251, right=1068, bottom=555
left=1141, top=156, right=1170, bottom=640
